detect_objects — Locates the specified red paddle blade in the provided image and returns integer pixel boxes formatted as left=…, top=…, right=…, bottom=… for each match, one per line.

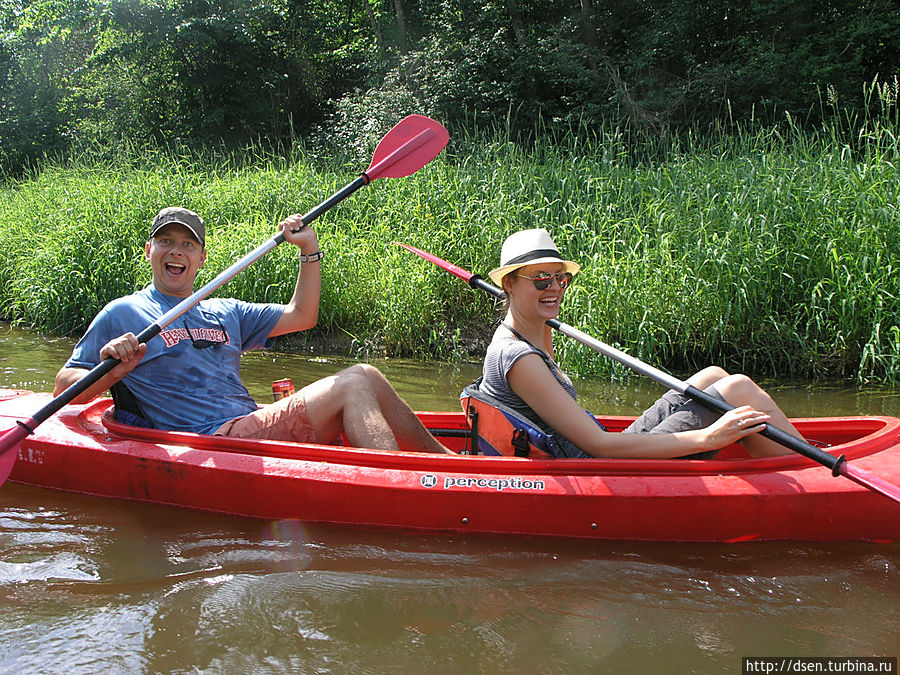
left=0, top=446, right=16, bottom=484
left=0, top=422, right=30, bottom=484
left=365, top=115, right=449, bottom=181
left=839, top=462, right=900, bottom=505
left=394, top=243, right=474, bottom=283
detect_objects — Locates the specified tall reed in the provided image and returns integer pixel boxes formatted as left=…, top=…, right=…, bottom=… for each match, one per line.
left=1, top=82, right=898, bottom=383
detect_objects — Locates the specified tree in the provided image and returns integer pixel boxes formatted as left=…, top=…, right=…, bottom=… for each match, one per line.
left=2, top=0, right=898, bottom=175
left=393, top=0, right=408, bottom=53
left=0, top=0, right=96, bottom=172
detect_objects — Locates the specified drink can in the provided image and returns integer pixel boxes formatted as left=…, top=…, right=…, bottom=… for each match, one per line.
left=272, top=378, right=295, bottom=401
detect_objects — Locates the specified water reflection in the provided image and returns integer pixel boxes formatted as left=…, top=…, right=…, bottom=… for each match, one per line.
left=2, top=322, right=899, bottom=671
left=2, top=478, right=897, bottom=672
left=4, top=320, right=900, bottom=417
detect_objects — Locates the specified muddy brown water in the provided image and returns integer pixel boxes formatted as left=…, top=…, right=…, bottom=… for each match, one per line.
left=1, top=323, right=897, bottom=672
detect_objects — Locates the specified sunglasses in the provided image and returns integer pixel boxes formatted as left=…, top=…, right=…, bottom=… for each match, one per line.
left=183, top=314, right=229, bottom=349
left=516, top=272, right=573, bottom=291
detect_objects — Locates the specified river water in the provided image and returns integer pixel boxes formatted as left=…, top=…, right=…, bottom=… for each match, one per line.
left=1, top=323, right=898, bottom=672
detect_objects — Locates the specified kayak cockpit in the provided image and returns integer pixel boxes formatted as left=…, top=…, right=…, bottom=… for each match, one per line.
left=64, top=396, right=900, bottom=477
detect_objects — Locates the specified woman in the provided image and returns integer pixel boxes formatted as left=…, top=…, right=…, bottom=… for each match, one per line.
left=479, top=228, right=802, bottom=459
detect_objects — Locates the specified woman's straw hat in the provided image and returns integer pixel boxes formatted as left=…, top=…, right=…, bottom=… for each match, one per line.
left=488, top=228, right=581, bottom=285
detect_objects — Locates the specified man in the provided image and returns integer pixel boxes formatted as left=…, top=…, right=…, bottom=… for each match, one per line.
left=54, top=206, right=453, bottom=454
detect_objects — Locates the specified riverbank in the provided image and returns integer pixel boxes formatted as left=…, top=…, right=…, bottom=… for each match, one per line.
left=2, top=112, right=899, bottom=382
left=268, top=317, right=493, bottom=360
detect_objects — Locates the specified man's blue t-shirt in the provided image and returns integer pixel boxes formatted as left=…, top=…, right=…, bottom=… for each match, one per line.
left=66, top=285, right=283, bottom=434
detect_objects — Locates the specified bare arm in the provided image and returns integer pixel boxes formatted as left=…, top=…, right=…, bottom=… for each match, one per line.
left=53, top=333, right=146, bottom=404
left=507, top=355, right=769, bottom=458
left=269, top=214, right=321, bottom=337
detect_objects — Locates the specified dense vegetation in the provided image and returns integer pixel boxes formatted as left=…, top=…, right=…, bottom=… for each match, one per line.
left=2, top=93, right=898, bottom=382
left=2, top=0, right=899, bottom=174
left=2, top=1, right=899, bottom=382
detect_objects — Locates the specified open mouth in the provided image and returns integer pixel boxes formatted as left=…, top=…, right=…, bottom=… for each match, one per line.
left=164, top=262, right=186, bottom=276
left=539, top=296, right=560, bottom=307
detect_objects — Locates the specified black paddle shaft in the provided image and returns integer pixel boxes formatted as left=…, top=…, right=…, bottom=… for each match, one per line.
left=272, top=175, right=369, bottom=246
left=22, top=323, right=164, bottom=431
left=682, top=384, right=845, bottom=474
left=469, top=275, right=504, bottom=298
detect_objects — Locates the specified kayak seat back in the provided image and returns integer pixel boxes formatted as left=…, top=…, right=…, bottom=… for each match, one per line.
left=110, top=381, right=154, bottom=429
left=459, top=379, right=555, bottom=458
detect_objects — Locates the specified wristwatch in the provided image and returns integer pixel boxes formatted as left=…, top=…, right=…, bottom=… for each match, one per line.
left=298, top=250, right=324, bottom=263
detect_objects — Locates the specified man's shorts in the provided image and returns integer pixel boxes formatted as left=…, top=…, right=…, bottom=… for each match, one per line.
left=213, top=394, right=318, bottom=443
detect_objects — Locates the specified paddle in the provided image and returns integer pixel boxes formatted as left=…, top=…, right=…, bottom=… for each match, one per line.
left=0, top=115, right=449, bottom=486
left=396, top=242, right=900, bottom=505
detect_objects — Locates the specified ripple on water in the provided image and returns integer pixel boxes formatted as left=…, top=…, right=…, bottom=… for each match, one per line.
left=1, top=507, right=101, bottom=585
left=0, top=552, right=100, bottom=584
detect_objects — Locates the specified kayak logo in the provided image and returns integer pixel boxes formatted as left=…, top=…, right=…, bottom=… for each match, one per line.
left=420, top=473, right=546, bottom=492
left=17, top=446, right=44, bottom=464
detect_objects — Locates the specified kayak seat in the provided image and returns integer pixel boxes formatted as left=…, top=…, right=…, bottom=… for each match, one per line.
left=459, top=379, right=555, bottom=458
left=110, top=381, right=154, bottom=429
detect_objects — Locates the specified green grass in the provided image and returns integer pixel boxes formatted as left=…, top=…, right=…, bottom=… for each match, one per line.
left=2, top=89, right=899, bottom=383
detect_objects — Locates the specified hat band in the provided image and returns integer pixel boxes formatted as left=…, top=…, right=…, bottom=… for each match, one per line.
left=502, top=249, right=562, bottom=267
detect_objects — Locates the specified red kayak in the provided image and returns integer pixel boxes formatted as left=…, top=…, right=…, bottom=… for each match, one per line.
left=2, top=388, right=899, bottom=543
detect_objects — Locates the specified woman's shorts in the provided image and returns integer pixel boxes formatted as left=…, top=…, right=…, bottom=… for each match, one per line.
left=622, top=387, right=728, bottom=460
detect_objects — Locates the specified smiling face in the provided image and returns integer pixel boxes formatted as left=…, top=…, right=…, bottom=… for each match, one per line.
left=504, top=261, right=569, bottom=322
left=145, top=223, right=206, bottom=297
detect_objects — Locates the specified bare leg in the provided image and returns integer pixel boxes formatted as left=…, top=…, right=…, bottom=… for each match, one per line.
left=301, top=364, right=453, bottom=453
left=300, top=368, right=398, bottom=450
left=708, top=373, right=802, bottom=457
left=351, top=364, right=454, bottom=453
left=685, top=365, right=730, bottom=390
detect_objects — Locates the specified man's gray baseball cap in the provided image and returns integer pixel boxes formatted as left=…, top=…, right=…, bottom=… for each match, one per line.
left=150, top=207, right=205, bottom=247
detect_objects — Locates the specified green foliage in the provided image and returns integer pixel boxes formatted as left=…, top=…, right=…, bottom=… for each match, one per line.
left=2, top=0, right=899, bottom=175
left=1, top=98, right=899, bottom=383
left=0, top=0, right=379, bottom=173
left=342, top=0, right=900, bottom=140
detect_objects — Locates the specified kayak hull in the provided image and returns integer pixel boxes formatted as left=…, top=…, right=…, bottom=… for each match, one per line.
left=2, top=390, right=899, bottom=542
